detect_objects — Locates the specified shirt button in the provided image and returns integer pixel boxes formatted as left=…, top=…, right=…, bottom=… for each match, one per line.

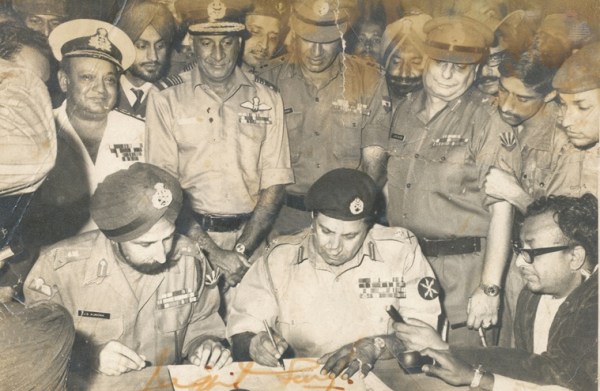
left=316, top=163, right=321, bottom=168
left=440, top=156, right=446, bottom=162
left=402, top=213, right=408, bottom=219
left=335, top=277, right=339, bottom=282
left=414, top=154, right=420, bottom=158
left=314, top=131, right=320, bottom=136
left=315, top=97, right=320, bottom=102
left=540, top=182, right=545, bottom=188
left=406, top=183, right=411, bottom=188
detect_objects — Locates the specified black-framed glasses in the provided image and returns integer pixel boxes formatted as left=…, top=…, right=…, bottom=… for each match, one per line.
left=512, top=242, right=570, bottom=264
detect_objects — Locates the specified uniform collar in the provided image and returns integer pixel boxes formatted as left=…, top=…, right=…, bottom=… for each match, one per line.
left=304, top=227, right=383, bottom=274
left=191, top=64, right=253, bottom=91
left=517, top=102, right=559, bottom=152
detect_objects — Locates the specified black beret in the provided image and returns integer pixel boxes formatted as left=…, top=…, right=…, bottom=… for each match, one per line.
left=305, top=168, right=377, bottom=221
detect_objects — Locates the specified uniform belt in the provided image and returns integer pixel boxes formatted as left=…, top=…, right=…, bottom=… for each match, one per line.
left=192, top=212, right=252, bottom=232
left=284, top=193, right=307, bottom=211
left=418, top=237, right=482, bottom=257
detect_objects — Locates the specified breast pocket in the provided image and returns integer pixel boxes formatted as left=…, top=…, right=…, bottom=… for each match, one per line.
left=175, top=117, right=221, bottom=146
left=76, top=316, right=124, bottom=344
left=155, top=303, right=193, bottom=333
left=285, top=112, right=304, bottom=163
left=332, top=112, right=363, bottom=161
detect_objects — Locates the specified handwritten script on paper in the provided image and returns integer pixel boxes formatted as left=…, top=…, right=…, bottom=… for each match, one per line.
left=167, top=358, right=368, bottom=391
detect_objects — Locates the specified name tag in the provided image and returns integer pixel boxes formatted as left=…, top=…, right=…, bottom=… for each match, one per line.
left=78, top=310, right=110, bottom=319
left=391, top=133, right=405, bottom=141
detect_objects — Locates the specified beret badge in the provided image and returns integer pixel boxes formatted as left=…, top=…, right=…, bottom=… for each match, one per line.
left=152, top=183, right=173, bottom=209
left=350, top=197, right=364, bottom=215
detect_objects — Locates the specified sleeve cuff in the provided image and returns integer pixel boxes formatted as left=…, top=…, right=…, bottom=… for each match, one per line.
left=260, top=168, right=294, bottom=190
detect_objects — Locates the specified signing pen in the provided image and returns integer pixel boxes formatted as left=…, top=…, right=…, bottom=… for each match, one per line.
left=263, top=320, right=286, bottom=370
left=478, top=327, right=488, bottom=347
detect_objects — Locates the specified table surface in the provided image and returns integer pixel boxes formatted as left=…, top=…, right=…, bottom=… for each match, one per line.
left=67, top=358, right=468, bottom=391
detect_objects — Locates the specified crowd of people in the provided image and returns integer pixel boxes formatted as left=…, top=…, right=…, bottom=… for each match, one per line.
left=0, top=0, right=598, bottom=390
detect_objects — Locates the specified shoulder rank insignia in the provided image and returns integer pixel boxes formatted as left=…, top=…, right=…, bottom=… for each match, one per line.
left=417, top=277, right=440, bottom=300
left=29, top=277, right=53, bottom=297
left=254, top=76, right=279, bottom=92
left=155, top=74, right=185, bottom=91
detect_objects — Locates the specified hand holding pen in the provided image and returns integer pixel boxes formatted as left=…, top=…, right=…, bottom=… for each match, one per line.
left=248, top=320, right=288, bottom=368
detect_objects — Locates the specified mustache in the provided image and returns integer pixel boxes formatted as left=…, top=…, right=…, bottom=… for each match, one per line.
left=477, top=76, right=499, bottom=84
left=387, top=75, right=421, bottom=84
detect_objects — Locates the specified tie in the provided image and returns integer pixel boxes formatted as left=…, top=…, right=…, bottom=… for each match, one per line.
left=131, top=88, right=144, bottom=111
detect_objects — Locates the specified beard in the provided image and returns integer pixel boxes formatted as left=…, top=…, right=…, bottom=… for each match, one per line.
left=129, top=61, right=167, bottom=83
left=122, top=254, right=175, bottom=275
left=387, top=74, right=423, bottom=98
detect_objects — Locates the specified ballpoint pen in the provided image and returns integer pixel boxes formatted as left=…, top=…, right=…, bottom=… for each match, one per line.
left=263, top=319, right=286, bottom=370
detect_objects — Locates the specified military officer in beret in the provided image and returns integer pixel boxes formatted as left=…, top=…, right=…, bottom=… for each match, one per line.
left=116, top=1, right=176, bottom=118
left=26, top=19, right=147, bottom=246
left=228, top=168, right=441, bottom=378
left=146, top=0, right=293, bottom=292
left=24, top=163, right=229, bottom=376
left=260, top=0, right=392, bottom=236
left=385, top=16, right=522, bottom=346
left=12, top=0, right=68, bottom=37
left=552, top=42, right=599, bottom=198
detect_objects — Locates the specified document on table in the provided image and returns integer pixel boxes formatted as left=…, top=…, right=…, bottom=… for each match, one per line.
left=168, top=357, right=393, bottom=391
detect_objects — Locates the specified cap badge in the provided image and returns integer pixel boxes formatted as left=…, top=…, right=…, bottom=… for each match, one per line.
left=152, top=183, right=172, bottom=209
left=350, top=197, right=364, bottom=215
left=276, top=2, right=285, bottom=14
left=208, top=0, right=227, bottom=22
left=313, top=0, right=330, bottom=16
left=88, top=28, right=112, bottom=52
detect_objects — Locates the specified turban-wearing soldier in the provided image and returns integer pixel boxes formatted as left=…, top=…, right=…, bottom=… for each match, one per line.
left=25, top=163, right=229, bottom=377
left=228, top=168, right=441, bottom=378
left=380, top=13, right=431, bottom=101
left=116, top=1, right=176, bottom=118
left=12, top=0, right=68, bottom=37
left=385, top=16, right=522, bottom=347
left=146, top=0, right=293, bottom=304
left=0, top=301, right=75, bottom=390
left=26, top=19, right=147, bottom=246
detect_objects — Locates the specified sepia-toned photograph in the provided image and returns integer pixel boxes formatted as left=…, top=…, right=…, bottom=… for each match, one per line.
left=0, top=0, right=598, bottom=389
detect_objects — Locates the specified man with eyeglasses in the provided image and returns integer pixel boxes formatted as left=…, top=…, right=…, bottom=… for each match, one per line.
left=393, top=193, right=598, bottom=390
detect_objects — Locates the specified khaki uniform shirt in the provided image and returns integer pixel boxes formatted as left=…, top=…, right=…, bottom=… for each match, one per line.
left=386, top=87, right=522, bottom=238
left=146, top=67, right=294, bottom=215
left=24, top=231, right=225, bottom=365
left=0, top=60, right=56, bottom=196
left=557, top=143, right=599, bottom=198
left=260, top=55, right=392, bottom=194
left=227, top=225, right=441, bottom=357
left=516, top=102, right=595, bottom=199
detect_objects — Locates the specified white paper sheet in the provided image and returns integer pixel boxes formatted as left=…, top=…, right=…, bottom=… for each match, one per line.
left=168, top=358, right=389, bottom=391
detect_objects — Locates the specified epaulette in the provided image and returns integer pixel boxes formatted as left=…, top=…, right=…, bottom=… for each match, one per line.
left=254, top=75, right=279, bottom=92
left=154, top=73, right=185, bottom=91
left=369, top=225, right=416, bottom=243
left=257, top=54, right=289, bottom=75
left=53, top=247, right=93, bottom=270
left=265, top=230, right=309, bottom=259
left=113, top=107, right=144, bottom=121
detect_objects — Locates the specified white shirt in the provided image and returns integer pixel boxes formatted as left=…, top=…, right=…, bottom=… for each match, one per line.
left=533, top=295, right=566, bottom=354
left=120, top=75, right=155, bottom=107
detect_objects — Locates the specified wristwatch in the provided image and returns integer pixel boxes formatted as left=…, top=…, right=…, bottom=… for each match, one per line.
left=479, top=283, right=501, bottom=297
